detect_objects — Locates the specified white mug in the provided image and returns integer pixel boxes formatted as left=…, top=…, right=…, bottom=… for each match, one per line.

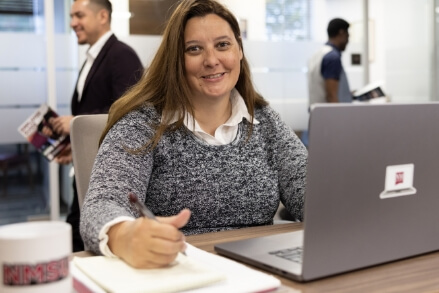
left=0, top=221, right=72, bottom=293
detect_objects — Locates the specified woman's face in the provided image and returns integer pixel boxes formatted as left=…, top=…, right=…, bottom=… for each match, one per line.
left=184, top=13, right=243, bottom=104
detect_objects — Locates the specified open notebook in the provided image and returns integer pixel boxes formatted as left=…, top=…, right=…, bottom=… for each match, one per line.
left=72, top=243, right=281, bottom=293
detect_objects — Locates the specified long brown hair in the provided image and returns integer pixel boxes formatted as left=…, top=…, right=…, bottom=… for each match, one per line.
left=100, top=0, right=268, bottom=150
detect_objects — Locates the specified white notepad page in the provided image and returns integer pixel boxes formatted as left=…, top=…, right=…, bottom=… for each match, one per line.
left=72, top=244, right=280, bottom=293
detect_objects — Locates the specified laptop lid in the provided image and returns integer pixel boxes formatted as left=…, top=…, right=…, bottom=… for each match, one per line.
left=215, top=103, right=439, bottom=282
left=301, top=102, right=439, bottom=280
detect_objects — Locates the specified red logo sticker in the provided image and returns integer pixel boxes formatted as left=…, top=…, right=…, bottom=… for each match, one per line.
left=395, top=172, right=404, bottom=185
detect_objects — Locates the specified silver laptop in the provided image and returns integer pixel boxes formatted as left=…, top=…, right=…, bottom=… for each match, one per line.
left=215, top=103, right=439, bottom=282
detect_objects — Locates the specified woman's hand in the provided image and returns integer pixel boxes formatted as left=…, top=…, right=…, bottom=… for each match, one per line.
left=107, top=209, right=191, bottom=269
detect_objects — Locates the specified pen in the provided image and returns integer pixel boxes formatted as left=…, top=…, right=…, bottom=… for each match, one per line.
left=128, top=192, right=187, bottom=256
left=128, top=192, right=157, bottom=220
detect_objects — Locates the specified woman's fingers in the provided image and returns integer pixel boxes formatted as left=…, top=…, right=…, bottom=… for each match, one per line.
left=110, top=211, right=191, bottom=269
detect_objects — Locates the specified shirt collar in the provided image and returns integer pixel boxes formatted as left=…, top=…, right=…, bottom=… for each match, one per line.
left=326, top=41, right=341, bottom=54
left=226, top=88, right=259, bottom=126
left=87, top=31, right=113, bottom=60
left=165, top=88, right=260, bottom=129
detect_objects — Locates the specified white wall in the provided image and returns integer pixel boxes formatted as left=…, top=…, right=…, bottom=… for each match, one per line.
left=219, top=0, right=266, bottom=40
left=111, top=0, right=130, bottom=36
left=380, top=0, right=433, bottom=102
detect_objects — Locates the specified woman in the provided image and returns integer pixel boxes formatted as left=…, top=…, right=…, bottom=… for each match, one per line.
left=80, top=0, right=307, bottom=269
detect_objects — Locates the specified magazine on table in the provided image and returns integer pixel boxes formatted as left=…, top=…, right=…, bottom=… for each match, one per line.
left=17, top=104, right=70, bottom=161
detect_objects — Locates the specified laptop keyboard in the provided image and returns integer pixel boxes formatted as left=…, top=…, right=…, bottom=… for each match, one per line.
left=269, top=246, right=303, bottom=264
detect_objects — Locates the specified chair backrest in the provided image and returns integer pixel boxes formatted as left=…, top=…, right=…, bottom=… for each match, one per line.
left=70, top=114, right=108, bottom=210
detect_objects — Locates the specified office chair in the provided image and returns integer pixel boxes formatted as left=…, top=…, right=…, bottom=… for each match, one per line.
left=70, top=114, right=108, bottom=210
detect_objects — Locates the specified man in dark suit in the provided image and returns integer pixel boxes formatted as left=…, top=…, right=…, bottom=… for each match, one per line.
left=49, top=0, right=143, bottom=252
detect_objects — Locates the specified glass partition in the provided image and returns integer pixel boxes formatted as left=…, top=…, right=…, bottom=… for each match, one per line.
left=0, top=0, right=76, bottom=225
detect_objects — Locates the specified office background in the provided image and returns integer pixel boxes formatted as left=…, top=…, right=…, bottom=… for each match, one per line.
left=0, top=0, right=435, bottom=224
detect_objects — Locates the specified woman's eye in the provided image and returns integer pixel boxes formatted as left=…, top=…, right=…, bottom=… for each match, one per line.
left=217, top=42, right=230, bottom=49
left=185, top=46, right=201, bottom=53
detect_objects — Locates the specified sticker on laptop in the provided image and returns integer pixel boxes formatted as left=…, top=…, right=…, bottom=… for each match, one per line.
left=380, top=163, right=417, bottom=199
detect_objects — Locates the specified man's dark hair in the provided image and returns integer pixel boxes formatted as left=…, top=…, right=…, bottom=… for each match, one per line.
left=327, top=18, right=349, bottom=38
left=90, top=0, right=112, bottom=22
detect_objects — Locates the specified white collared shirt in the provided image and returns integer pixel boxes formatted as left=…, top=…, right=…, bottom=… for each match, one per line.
left=76, top=31, right=113, bottom=102
left=168, top=89, right=259, bottom=145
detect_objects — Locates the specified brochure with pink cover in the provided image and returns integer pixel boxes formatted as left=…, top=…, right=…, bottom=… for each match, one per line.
left=17, top=104, right=70, bottom=161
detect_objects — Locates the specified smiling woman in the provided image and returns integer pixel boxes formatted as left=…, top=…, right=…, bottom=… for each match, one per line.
left=80, top=0, right=308, bottom=270
left=183, top=14, right=243, bottom=135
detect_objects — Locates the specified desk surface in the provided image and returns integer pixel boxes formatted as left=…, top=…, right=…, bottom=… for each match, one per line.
left=75, top=223, right=439, bottom=293
left=187, top=223, right=439, bottom=293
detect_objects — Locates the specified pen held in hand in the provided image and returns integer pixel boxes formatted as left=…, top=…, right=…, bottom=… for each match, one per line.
left=128, top=192, right=157, bottom=220
left=127, top=192, right=187, bottom=256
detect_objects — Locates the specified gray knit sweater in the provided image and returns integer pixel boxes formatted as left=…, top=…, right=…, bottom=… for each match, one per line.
left=80, top=104, right=308, bottom=254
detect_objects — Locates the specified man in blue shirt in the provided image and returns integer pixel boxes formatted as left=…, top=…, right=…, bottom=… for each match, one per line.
left=279, top=19, right=352, bottom=221
left=307, top=18, right=352, bottom=105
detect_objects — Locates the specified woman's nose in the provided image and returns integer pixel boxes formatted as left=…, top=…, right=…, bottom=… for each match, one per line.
left=203, top=48, right=219, bottom=67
